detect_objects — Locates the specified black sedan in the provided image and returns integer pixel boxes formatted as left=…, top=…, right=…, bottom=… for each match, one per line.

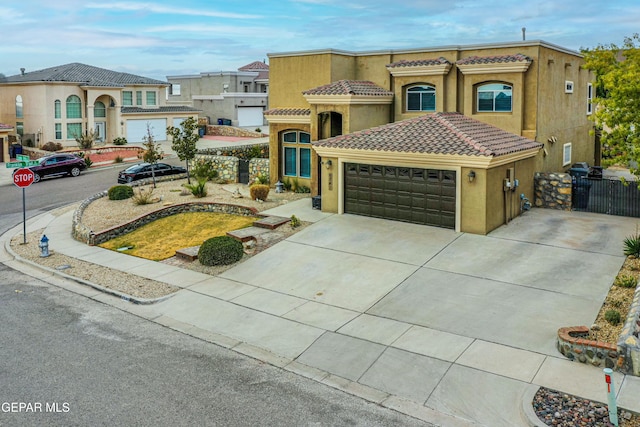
left=17, top=153, right=87, bottom=183
left=117, top=162, right=187, bottom=183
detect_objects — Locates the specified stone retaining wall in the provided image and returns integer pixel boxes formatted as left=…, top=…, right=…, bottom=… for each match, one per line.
left=617, top=285, right=640, bottom=375
left=534, top=172, right=572, bottom=210
left=192, top=154, right=238, bottom=183
left=557, top=326, right=621, bottom=370
left=198, top=143, right=269, bottom=160
left=205, top=125, right=265, bottom=138
left=249, top=158, right=270, bottom=184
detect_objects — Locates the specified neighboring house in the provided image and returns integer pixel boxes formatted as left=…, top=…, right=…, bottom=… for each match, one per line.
left=265, top=40, right=596, bottom=234
left=166, top=61, right=269, bottom=128
left=0, top=63, right=199, bottom=146
left=0, top=123, right=13, bottom=162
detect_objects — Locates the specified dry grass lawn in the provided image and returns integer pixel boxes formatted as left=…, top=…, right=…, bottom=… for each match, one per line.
left=99, top=212, right=258, bottom=260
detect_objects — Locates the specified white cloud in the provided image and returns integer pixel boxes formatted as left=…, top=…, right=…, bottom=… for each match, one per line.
left=85, top=2, right=261, bottom=19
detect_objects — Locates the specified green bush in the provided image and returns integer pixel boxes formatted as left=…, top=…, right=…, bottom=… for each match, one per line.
left=114, top=156, right=124, bottom=163
left=198, top=236, right=244, bottom=266
left=113, top=137, right=128, bottom=145
left=191, top=159, right=219, bottom=182
left=254, top=173, right=269, bottom=185
left=77, top=152, right=93, bottom=168
left=615, top=274, right=638, bottom=288
left=624, top=233, right=640, bottom=257
left=604, top=309, right=622, bottom=325
left=249, top=184, right=269, bottom=201
left=183, top=179, right=208, bottom=198
left=290, top=215, right=301, bottom=228
left=108, top=185, right=134, bottom=200
left=295, top=185, right=311, bottom=194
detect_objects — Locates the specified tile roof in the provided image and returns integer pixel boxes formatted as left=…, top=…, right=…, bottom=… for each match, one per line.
left=313, top=112, right=542, bottom=157
left=1, top=63, right=167, bottom=86
left=387, top=57, right=451, bottom=68
left=238, top=61, right=270, bottom=71
left=303, top=80, right=393, bottom=96
left=121, top=106, right=201, bottom=114
left=456, top=53, right=532, bottom=65
left=264, top=108, right=310, bottom=116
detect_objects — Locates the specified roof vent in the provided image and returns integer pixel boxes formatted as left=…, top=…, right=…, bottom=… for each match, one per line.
left=20, top=68, right=25, bottom=75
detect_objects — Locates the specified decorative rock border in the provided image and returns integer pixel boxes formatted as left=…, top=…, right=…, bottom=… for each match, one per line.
left=534, top=172, right=572, bottom=210
left=557, top=326, right=621, bottom=370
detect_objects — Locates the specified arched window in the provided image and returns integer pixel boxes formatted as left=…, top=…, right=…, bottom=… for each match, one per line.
left=406, top=85, right=436, bottom=112
left=477, top=83, right=512, bottom=112
left=282, top=130, right=311, bottom=178
left=66, top=95, right=82, bottom=119
left=94, top=101, right=106, bottom=118
left=54, top=100, right=61, bottom=119
left=16, top=95, right=23, bottom=118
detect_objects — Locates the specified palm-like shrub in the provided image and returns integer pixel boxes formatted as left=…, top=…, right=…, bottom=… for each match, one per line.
left=623, top=233, right=640, bottom=257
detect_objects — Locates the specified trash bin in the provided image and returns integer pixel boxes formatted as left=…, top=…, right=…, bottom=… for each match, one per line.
left=573, top=177, right=592, bottom=209
left=312, top=195, right=321, bottom=210
left=588, top=166, right=603, bottom=180
left=569, top=162, right=589, bottom=178
left=12, top=144, right=23, bottom=156
left=198, top=127, right=205, bottom=137
left=222, top=119, right=232, bottom=126
left=217, top=118, right=223, bottom=125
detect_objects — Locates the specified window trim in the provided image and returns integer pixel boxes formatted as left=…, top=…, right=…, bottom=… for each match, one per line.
left=563, top=143, right=572, bottom=166
left=66, top=95, right=82, bottom=119
left=136, top=91, right=143, bottom=106
left=476, top=83, right=513, bottom=113
left=587, top=83, right=593, bottom=115
left=146, top=91, right=157, bottom=106
left=281, top=130, right=311, bottom=179
left=122, top=91, right=133, bottom=106
left=55, top=123, right=62, bottom=140
left=565, top=81, right=574, bottom=94
left=54, top=100, right=61, bottom=119
left=94, top=101, right=106, bottom=118
left=405, top=84, right=436, bottom=112
left=16, top=95, right=23, bottom=118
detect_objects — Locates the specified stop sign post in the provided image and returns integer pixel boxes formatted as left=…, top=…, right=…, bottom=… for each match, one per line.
left=13, top=168, right=35, bottom=244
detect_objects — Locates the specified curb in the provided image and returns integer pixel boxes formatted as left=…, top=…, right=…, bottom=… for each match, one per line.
left=521, top=386, right=547, bottom=427
left=2, top=231, right=175, bottom=306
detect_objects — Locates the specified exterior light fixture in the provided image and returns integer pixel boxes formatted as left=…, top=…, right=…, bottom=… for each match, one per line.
left=467, top=170, right=476, bottom=182
left=325, top=160, right=333, bottom=169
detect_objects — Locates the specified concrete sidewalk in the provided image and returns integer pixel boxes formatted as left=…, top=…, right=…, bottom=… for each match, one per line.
left=2, top=202, right=639, bottom=426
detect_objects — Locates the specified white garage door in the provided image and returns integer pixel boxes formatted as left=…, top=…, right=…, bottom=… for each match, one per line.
left=237, top=107, right=264, bottom=127
left=126, top=119, right=167, bottom=143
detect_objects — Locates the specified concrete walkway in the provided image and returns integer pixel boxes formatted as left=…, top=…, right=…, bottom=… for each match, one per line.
left=2, top=202, right=640, bottom=426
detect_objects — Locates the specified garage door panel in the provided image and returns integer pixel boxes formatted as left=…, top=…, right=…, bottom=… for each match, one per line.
left=126, top=119, right=167, bottom=143
left=344, top=162, right=456, bottom=229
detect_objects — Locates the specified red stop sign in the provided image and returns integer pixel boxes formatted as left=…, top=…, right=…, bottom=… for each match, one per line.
left=13, top=168, right=35, bottom=188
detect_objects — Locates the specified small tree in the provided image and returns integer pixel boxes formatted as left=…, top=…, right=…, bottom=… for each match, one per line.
left=75, top=128, right=97, bottom=149
left=167, top=117, right=199, bottom=184
left=141, top=123, right=164, bottom=188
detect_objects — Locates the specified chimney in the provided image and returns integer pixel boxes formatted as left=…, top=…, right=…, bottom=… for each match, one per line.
left=522, top=27, right=526, bottom=41
left=20, top=68, right=25, bottom=75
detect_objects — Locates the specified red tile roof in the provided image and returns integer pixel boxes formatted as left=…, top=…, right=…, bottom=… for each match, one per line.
left=303, top=80, right=393, bottom=96
left=387, top=57, right=451, bottom=68
left=313, top=112, right=542, bottom=157
left=264, top=108, right=310, bottom=116
left=456, top=53, right=532, bottom=65
left=238, top=61, right=269, bottom=71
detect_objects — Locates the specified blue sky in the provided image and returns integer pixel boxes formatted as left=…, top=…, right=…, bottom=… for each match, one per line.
left=1, top=1, right=638, bottom=81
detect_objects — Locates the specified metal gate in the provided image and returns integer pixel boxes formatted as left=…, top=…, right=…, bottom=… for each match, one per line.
left=572, top=177, right=640, bottom=217
left=238, top=159, right=249, bottom=184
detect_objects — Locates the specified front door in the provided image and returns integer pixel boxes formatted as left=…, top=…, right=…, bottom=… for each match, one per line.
left=95, top=122, right=106, bottom=143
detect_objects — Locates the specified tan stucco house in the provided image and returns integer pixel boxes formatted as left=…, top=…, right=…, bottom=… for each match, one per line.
left=0, top=63, right=200, bottom=147
left=265, top=40, right=596, bottom=234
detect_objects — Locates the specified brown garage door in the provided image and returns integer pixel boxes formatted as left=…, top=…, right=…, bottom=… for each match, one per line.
left=344, top=163, right=456, bottom=229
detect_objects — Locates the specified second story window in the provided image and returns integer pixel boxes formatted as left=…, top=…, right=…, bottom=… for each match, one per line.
left=122, top=91, right=133, bottom=106
left=66, top=95, right=82, bottom=119
left=16, top=95, right=23, bottom=118
left=477, top=83, right=512, bottom=112
left=94, top=101, right=106, bottom=118
left=136, top=91, right=143, bottom=106
left=54, top=100, right=61, bottom=119
left=407, top=85, right=436, bottom=112
left=146, top=91, right=157, bottom=106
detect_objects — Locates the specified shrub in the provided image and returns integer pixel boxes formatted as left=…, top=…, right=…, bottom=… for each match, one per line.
left=254, top=173, right=269, bottom=185
left=624, top=233, right=640, bottom=257
left=113, top=137, right=128, bottom=145
left=295, top=185, right=311, bottom=194
left=191, top=159, right=219, bottom=182
left=132, top=187, right=155, bottom=205
left=75, top=129, right=96, bottom=149
left=77, top=152, right=93, bottom=168
left=41, top=141, right=62, bottom=151
left=114, top=156, right=124, bottom=163
left=255, top=128, right=262, bottom=133
left=249, top=184, right=269, bottom=201
left=183, top=179, right=208, bottom=198
left=604, top=309, right=621, bottom=325
left=198, top=236, right=244, bottom=266
left=290, top=215, right=301, bottom=228
left=282, top=178, right=293, bottom=191
left=615, top=274, right=638, bottom=288
left=108, top=185, right=134, bottom=201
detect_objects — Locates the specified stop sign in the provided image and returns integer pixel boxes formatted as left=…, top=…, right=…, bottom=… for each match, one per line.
left=13, top=168, right=35, bottom=188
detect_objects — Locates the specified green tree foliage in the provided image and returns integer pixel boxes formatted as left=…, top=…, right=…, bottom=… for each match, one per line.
left=582, top=34, right=640, bottom=175
left=167, top=117, right=199, bottom=183
left=141, top=123, right=164, bottom=188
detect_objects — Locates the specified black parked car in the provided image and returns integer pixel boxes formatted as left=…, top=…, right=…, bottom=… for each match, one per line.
left=117, top=162, right=187, bottom=183
left=16, top=153, right=87, bottom=183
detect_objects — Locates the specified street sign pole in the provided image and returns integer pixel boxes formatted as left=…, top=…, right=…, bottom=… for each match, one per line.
left=22, top=188, right=26, bottom=244
left=13, top=168, right=35, bottom=244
